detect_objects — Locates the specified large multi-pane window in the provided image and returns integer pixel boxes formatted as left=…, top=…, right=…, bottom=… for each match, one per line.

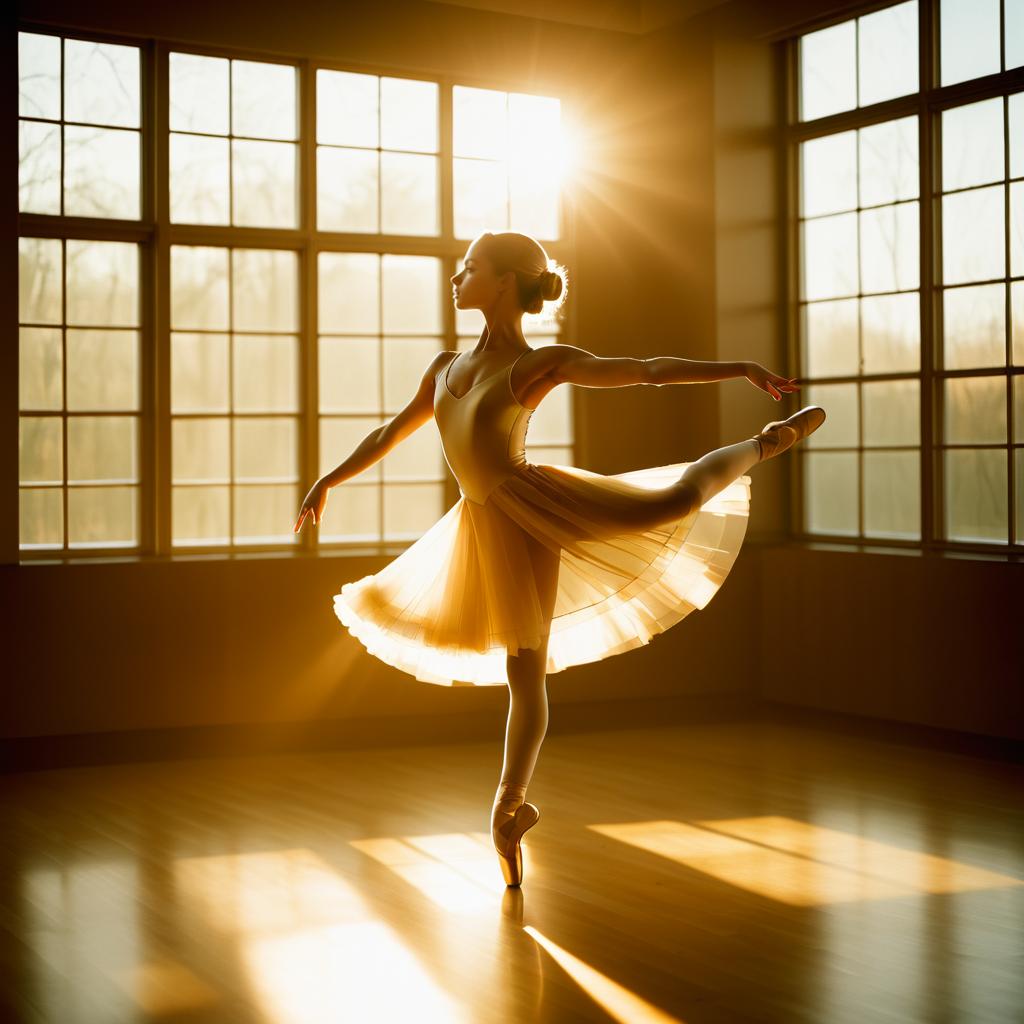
left=792, top=0, right=1024, bottom=551
left=17, top=29, right=574, bottom=557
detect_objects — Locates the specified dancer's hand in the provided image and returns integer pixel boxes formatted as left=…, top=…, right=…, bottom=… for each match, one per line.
left=295, top=478, right=330, bottom=533
left=745, top=362, right=800, bottom=401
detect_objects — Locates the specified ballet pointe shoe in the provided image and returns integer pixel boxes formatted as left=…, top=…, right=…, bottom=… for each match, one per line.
left=493, top=802, right=540, bottom=886
left=754, top=405, right=826, bottom=461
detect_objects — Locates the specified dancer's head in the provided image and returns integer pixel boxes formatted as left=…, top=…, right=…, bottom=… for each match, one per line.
left=451, top=231, right=568, bottom=319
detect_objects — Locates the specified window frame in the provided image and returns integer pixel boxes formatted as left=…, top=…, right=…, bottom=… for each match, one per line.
left=15, top=24, right=578, bottom=562
left=784, top=0, right=1024, bottom=555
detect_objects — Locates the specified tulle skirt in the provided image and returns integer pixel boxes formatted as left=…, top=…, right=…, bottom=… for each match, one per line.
left=332, top=461, right=752, bottom=686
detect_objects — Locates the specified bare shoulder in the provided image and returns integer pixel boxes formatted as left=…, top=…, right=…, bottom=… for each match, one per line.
left=424, top=349, right=457, bottom=381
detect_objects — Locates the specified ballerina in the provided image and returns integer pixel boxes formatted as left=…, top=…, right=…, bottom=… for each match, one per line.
left=295, top=230, right=824, bottom=886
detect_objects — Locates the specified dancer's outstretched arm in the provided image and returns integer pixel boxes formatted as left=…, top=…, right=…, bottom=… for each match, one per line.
left=547, top=345, right=800, bottom=401
left=294, top=350, right=453, bottom=533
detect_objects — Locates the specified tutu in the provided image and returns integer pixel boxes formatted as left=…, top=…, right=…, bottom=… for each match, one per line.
left=332, top=348, right=751, bottom=686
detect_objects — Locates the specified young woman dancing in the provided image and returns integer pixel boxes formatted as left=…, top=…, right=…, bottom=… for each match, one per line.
left=295, top=231, right=825, bottom=887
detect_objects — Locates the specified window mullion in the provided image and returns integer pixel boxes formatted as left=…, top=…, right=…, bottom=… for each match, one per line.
left=153, top=40, right=172, bottom=557
left=920, top=0, right=936, bottom=552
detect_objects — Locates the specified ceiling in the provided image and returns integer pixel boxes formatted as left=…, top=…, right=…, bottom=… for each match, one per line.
left=421, top=0, right=733, bottom=34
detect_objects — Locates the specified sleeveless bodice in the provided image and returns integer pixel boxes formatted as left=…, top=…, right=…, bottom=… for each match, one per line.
left=433, top=349, right=535, bottom=505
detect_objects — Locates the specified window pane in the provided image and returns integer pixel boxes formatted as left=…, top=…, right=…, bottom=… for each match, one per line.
left=173, top=418, right=229, bottom=483
left=67, top=486, right=137, bottom=548
left=942, top=97, right=1004, bottom=191
left=1009, top=0, right=1024, bottom=70
left=231, top=60, right=297, bottom=141
left=19, top=120, right=61, bottom=214
left=383, top=482, right=445, bottom=538
left=64, top=39, right=139, bottom=129
left=66, top=240, right=138, bottom=327
left=383, top=337, right=442, bottom=414
left=319, top=252, right=380, bottom=333
left=170, top=52, right=229, bottom=134
left=317, top=147, right=378, bottom=232
left=1011, top=180, right=1024, bottom=277
left=1011, top=280, right=1024, bottom=367
left=317, top=69, right=378, bottom=147
left=944, top=448, right=1007, bottom=541
left=943, top=283, right=1006, bottom=369
left=381, top=152, right=438, bottom=235
left=510, top=163, right=560, bottom=240
left=19, top=32, right=61, bottom=120
left=173, top=486, right=229, bottom=545
left=803, top=451, right=859, bottom=534
left=1011, top=93, right=1024, bottom=179
left=860, top=202, right=919, bottom=294
left=865, top=450, right=920, bottom=538
left=231, top=139, right=297, bottom=228
left=803, top=299, right=859, bottom=377
left=232, top=249, right=298, bottom=332
left=942, top=186, right=1005, bottom=284
left=66, top=329, right=139, bottom=411
left=1015, top=374, right=1024, bottom=442
left=858, top=1, right=918, bottom=107
left=234, top=418, right=297, bottom=482
left=64, top=125, right=140, bottom=219
left=318, top=483, right=378, bottom=542
left=234, top=485, right=298, bottom=543
left=171, top=332, right=229, bottom=413
left=940, top=0, right=1000, bottom=86
left=453, top=86, right=507, bottom=159
left=944, top=376, right=1007, bottom=443
left=171, top=246, right=229, bottom=331
left=20, top=327, right=63, bottom=410
left=233, top=334, right=299, bottom=413
left=859, top=116, right=918, bottom=207
left=454, top=158, right=508, bottom=239
left=381, top=77, right=437, bottom=152
left=19, top=237, right=62, bottom=325
left=67, top=416, right=137, bottom=483
left=381, top=255, right=441, bottom=334
left=20, top=487, right=63, bottom=548
left=863, top=379, right=919, bottom=445
left=800, top=20, right=856, bottom=121
left=862, top=293, right=920, bottom=373
left=170, top=133, right=230, bottom=224
left=319, top=417, right=382, bottom=481
left=803, top=213, right=858, bottom=300
left=319, top=338, right=379, bottom=413
left=804, top=382, right=858, bottom=447
left=19, top=417, right=62, bottom=484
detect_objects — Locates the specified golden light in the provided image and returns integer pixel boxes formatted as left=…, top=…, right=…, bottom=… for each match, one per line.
left=172, top=848, right=468, bottom=1023
left=525, top=926, right=684, bottom=1024
left=588, top=816, right=1024, bottom=906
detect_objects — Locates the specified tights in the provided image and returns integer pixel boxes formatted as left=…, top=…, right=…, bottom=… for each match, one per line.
left=490, top=435, right=763, bottom=851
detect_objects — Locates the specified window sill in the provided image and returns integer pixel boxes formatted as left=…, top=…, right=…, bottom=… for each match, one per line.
left=746, top=536, right=1024, bottom=564
left=15, top=544, right=412, bottom=567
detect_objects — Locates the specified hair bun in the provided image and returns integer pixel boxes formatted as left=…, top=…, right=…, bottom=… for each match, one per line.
left=540, top=268, right=562, bottom=302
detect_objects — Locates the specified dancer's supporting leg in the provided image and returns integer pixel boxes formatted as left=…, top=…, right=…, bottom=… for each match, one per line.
left=492, top=530, right=559, bottom=852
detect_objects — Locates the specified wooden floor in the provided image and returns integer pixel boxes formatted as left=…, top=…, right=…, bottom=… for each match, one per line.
left=1, top=717, right=1022, bottom=1024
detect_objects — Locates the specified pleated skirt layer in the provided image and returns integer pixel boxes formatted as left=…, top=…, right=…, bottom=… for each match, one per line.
left=332, top=461, right=752, bottom=686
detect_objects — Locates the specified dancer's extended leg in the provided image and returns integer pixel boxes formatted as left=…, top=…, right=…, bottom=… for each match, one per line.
left=492, top=530, right=559, bottom=853
left=675, top=438, right=762, bottom=508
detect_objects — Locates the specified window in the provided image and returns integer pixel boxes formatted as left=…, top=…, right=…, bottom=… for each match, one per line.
left=791, top=0, right=1023, bottom=551
left=17, top=29, right=574, bottom=557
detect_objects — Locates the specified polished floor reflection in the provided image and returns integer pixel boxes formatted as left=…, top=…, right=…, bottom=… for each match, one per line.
left=1, top=718, right=1022, bottom=1023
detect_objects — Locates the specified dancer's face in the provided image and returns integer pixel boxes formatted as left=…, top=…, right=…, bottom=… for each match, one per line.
left=450, top=244, right=509, bottom=311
